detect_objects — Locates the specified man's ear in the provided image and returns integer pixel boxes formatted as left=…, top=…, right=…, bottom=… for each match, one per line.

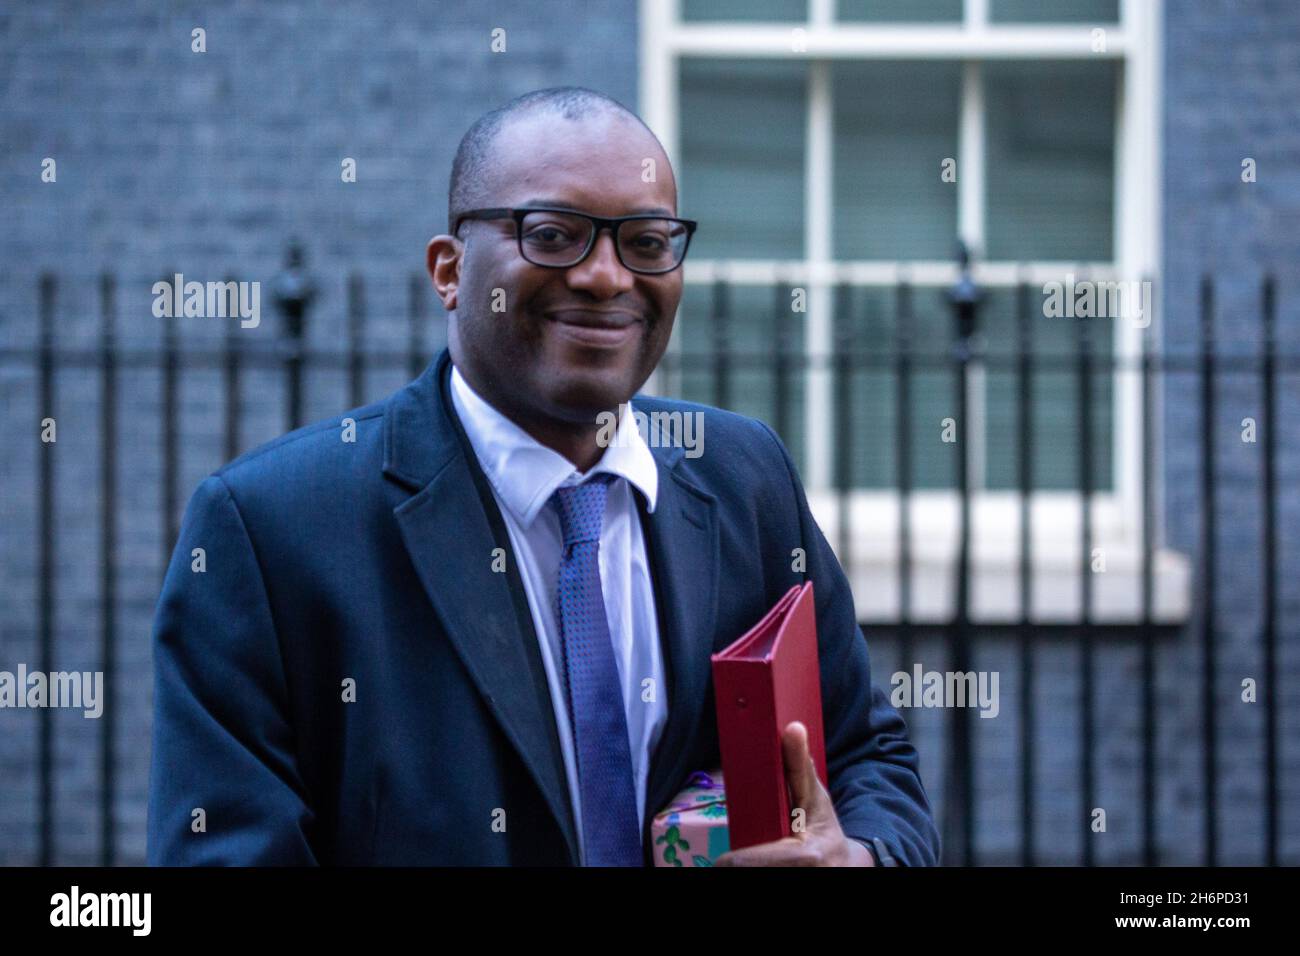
left=426, top=234, right=461, bottom=312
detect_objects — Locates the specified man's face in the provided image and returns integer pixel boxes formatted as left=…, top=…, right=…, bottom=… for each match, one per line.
left=433, top=111, right=684, bottom=427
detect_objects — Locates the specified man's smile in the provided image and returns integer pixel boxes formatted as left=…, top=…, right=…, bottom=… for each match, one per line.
left=544, top=307, right=644, bottom=349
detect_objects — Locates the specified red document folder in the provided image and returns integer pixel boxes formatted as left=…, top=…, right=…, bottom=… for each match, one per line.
left=710, top=581, right=828, bottom=850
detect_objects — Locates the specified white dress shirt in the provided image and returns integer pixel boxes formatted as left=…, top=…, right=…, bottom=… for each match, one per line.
left=449, top=363, right=669, bottom=865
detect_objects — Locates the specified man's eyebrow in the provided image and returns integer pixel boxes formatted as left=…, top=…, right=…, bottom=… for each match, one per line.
left=519, top=198, right=677, bottom=217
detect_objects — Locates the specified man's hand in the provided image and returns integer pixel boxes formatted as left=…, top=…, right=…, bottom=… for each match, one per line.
left=714, top=720, right=876, bottom=867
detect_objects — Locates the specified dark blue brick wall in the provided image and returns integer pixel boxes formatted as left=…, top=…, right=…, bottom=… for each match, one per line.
left=1155, top=0, right=1300, bottom=865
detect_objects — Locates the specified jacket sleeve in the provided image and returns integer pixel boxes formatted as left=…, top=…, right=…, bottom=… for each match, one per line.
left=756, top=420, right=942, bottom=866
left=147, top=474, right=318, bottom=865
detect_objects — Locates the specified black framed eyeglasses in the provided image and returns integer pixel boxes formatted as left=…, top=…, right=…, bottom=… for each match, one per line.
left=452, top=206, right=698, bottom=275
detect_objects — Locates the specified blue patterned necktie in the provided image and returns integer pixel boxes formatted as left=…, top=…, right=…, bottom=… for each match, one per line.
left=550, top=473, right=644, bottom=866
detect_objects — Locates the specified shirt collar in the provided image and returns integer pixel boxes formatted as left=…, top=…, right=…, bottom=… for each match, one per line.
left=449, top=363, right=659, bottom=528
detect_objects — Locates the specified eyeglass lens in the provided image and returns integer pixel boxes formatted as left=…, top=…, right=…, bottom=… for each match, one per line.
left=518, top=210, right=688, bottom=272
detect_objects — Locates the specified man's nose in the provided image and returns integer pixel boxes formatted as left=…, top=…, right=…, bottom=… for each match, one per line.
left=565, top=229, right=635, bottom=297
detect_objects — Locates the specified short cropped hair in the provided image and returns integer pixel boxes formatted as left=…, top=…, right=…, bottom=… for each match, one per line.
left=447, top=86, right=659, bottom=234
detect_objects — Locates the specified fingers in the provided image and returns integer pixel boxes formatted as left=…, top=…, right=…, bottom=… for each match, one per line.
left=782, top=720, right=827, bottom=829
left=714, top=724, right=842, bottom=867
left=781, top=720, right=812, bottom=809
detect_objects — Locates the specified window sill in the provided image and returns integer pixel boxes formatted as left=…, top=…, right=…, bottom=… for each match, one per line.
left=806, top=491, right=1192, bottom=625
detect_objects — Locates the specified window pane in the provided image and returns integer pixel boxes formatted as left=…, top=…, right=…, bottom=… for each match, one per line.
left=676, top=279, right=1115, bottom=492
left=838, top=286, right=958, bottom=489
left=680, top=58, right=807, bottom=260
left=675, top=282, right=807, bottom=472
left=981, top=287, right=1114, bottom=491
left=838, top=0, right=962, bottom=22
left=833, top=61, right=960, bottom=260
left=984, top=61, right=1116, bottom=262
left=991, top=0, right=1118, bottom=23
left=682, top=0, right=806, bottom=21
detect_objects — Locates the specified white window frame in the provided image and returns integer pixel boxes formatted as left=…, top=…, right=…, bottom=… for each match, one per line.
left=639, top=0, right=1188, bottom=623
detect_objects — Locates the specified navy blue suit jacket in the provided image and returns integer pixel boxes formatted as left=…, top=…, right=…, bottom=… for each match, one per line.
left=147, top=347, right=940, bottom=865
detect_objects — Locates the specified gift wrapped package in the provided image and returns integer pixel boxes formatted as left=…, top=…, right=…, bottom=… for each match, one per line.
left=651, top=770, right=730, bottom=867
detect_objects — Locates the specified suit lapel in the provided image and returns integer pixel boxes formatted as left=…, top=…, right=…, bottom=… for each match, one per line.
left=383, top=350, right=579, bottom=865
left=638, top=444, right=720, bottom=842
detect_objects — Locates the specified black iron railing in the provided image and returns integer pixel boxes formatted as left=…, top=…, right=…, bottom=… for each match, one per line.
left=2, top=254, right=1292, bottom=866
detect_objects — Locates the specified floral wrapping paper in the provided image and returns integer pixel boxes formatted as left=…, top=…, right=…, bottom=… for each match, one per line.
left=651, top=770, right=730, bottom=867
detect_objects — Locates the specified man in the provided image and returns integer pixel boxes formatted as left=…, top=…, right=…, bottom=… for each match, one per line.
left=148, top=87, right=940, bottom=867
